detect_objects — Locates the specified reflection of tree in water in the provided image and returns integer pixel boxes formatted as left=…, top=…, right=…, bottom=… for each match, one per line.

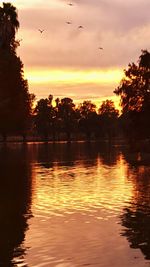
left=36, top=142, right=99, bottom=169
left=121, top=150, right=150, bottom=260
left=99, top=144, right=120, bottom=166
left=0, top=144, right=32, bottom=266
left=35, top=142, right=120, bottom=170
left=122, top=206, right=150, bottom=259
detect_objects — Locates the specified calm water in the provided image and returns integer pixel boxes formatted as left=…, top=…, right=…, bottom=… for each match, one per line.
left=0, top=142, right=150, bottom=267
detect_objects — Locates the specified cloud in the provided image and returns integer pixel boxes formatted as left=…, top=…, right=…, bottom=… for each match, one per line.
left=15, top=0, right=150, bottom=70
left=5, top=0, right=150, bottom=100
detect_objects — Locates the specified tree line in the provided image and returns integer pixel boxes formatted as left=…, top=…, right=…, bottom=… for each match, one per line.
left=33, top=96, right=119, bottom=141
left=0, top=3, right=150, bottom=142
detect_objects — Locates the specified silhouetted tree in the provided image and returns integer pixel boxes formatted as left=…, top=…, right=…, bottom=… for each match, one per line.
left=57, top=97, right=76, bottom=141
left=0, top=3, right=33, bottom=141
left=114, top=50, right=150, bottom=140
left=0, top=2, right=19, bottom=51
left=78, top=101, right=97, bottom=140
left=0, top=51, right=33, bottom=140
left=34, top=96, right=56, bottom=141
left=98, top=100, right=119, bottom=141
left=139, top=49, right=150, bottom=69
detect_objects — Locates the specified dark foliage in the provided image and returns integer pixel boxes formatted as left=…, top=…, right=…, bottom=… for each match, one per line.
left=114, top=50, right=150, bottom=140
left=0, top=3, right=34, bottom=140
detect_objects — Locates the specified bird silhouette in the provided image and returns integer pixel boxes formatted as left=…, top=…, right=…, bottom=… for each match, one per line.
left=78, top=25, right=83, bottom=29
left=68, top=3, right=73, bottom=6
left=98, top=47, right=103, bottom=50
left=38, top=29, right=44, bottom=34
left=66, top=21, right=72, bottom=24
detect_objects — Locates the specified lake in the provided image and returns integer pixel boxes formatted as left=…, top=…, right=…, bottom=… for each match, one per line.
left=0, top=142, right=150, bottom=267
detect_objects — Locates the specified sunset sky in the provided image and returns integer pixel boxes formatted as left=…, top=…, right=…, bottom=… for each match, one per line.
left=3, top=0, right=150, bottom=106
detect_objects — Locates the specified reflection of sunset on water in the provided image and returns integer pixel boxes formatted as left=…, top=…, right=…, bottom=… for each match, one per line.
left=1, top=143, right=150, bottom=266
left=31, top=152, right=133, bottom=219
left=23, top=143, right=148, bottom=267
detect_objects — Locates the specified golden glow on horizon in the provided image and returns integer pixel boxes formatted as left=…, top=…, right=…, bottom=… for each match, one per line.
left=25, top=68, right=123, bottom=85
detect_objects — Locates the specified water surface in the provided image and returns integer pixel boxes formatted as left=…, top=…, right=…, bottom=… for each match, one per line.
left=0, top=142, right=150, bottom=267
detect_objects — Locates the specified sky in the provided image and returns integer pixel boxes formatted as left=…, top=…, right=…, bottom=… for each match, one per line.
left=1, top=0, right=150, bottom=107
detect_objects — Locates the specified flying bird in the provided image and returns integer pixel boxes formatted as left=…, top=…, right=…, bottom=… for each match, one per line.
left=67, top=3, right=73, bottom=6
left=38, top=29, right=44, bottom=34
left=78, top=25, right=83, bottom=29
left=98, top=47, right=103, bottom=50
left=66, top=21, right=72, bottom=24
